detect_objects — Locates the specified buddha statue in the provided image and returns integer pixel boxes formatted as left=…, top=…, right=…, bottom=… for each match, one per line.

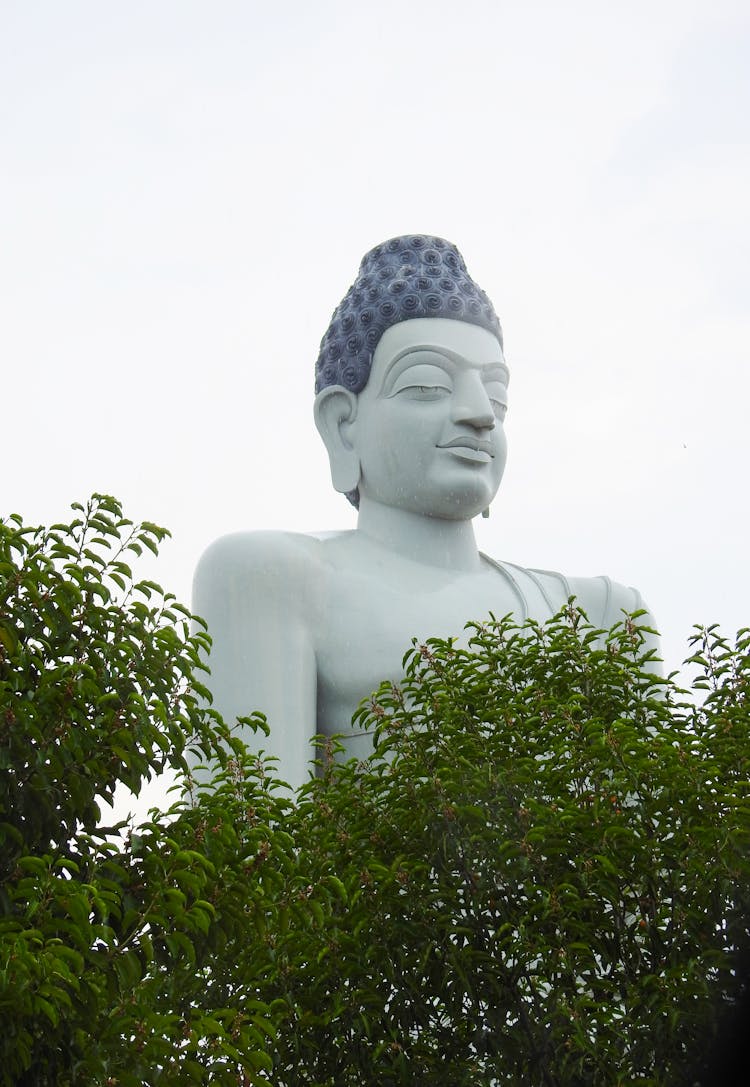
left=193, top=236, right=657, bottom=789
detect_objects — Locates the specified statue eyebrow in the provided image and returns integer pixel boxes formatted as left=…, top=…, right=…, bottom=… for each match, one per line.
left=383, top=345, right=509, bottom=385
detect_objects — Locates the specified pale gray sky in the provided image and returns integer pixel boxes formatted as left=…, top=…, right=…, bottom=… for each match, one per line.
left=3, top=2, right=749, bottom=753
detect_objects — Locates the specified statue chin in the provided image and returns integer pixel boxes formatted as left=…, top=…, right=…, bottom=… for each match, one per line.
left=191, top=239, right=658, bottom=791
left=354, top=481, right=500, bottom=524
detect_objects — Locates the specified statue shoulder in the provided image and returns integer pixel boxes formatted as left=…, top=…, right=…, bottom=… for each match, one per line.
left=565, top=574, right=652, bottom=629
left=532, top=568, right=654, bottom=631
left=193, top=530, right=324, bottom=615
left=518, top=564, right=655, bottom=630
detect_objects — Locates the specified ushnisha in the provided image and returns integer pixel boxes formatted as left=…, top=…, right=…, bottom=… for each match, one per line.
left=194, top=236, right=657, bottom=789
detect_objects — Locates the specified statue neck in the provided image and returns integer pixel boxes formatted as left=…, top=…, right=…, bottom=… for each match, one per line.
left=356, top=499, right=481, bottom=572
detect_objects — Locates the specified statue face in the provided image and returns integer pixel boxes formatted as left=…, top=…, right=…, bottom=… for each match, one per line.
left=352, top=318, right=508, bottom=520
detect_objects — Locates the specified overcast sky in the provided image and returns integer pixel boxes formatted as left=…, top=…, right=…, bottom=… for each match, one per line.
left=3, top=2, right=749, bottom=813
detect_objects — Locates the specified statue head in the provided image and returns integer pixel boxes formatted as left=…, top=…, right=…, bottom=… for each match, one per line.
left=314, top=236, right=508, bottom=516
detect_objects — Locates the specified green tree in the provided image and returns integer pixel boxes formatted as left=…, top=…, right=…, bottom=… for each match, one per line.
left=0, top=496, right=293, bottom=1085
left=2, top=497, right=748, bottom=1085
left=268, top=611, right=750, bottom=1085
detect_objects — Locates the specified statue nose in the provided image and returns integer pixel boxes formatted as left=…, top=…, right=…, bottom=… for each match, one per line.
left=451, top=382, right=496, bottom=429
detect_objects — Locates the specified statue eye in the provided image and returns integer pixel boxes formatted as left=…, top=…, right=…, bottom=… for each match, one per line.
left=401, top=383, right=450, bottom=400
left=485, top=381, right=508, bottom=420
left=388, top=363, right=453, bottom=399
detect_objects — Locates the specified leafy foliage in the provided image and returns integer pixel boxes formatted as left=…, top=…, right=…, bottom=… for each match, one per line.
left=0, top=496, right=292, bottom=1085
left=269, top=613, right=750, bottom=1085
left=2, top=496, right=749, bottom=1085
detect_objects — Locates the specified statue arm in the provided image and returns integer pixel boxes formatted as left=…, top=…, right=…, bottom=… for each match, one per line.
left=191, top=531, right=318, bottom=790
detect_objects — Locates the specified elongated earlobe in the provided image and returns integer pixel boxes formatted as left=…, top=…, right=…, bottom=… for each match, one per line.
left=314, top=386, right=361, bottom=495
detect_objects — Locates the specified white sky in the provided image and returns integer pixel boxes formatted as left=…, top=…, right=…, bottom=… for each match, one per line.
left=3, top=2, right=749, bottom=815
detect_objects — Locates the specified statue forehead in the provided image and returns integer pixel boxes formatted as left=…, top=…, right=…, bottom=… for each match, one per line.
left=367, top=318, right=508, bottom=391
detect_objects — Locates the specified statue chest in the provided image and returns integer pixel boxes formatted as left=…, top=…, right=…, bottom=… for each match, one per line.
left=312, top=559, right=558, bottom=756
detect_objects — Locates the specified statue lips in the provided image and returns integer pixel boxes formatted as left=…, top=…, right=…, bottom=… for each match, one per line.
left=437, top=436, right=494, bottom=464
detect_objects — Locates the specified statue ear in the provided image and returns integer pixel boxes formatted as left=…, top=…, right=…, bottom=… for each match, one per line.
left=314, top=386, right=361, bottom=495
